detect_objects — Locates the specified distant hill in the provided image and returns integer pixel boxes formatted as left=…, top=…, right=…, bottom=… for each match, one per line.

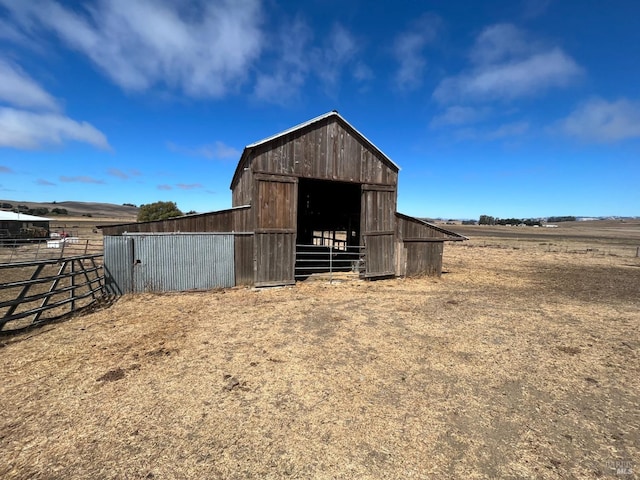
left=0, top=199, right=139, bottom=219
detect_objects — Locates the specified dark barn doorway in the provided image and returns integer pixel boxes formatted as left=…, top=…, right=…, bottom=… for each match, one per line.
left=295, top=178, right=363, bottom=279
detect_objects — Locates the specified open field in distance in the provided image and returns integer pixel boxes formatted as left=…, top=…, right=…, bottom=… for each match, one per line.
left=0, top=200, right=138, bottom=219
left=1, top=221, right=639, bottom=478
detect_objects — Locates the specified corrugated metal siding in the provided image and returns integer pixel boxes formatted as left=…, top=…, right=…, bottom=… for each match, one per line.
left=104, top=236, right=134, bottom=295
left=104, top=234, right=234, bottom=293
left=131, top=234, right=234, bottom=292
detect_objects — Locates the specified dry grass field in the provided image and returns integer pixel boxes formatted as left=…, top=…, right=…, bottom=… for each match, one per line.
left=1, top=221, right=639, bottom=479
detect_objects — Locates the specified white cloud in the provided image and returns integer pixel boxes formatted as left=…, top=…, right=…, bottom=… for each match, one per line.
left=486, top=121, right=529, bottom=139
left=253, top=16, right=311, bottom=104
left=1, top=165, right=14, bottom=173
left=0, top=18, right=31, bottom=45
left=392, top=15, right=441, bottom=91
left=167, top=140, right=240, bottom=160
left=469, top=23, right=532, bottom=66
left=60, top=175, right=105, bottom=184
left=434, top=24, right=582, bottom=104
left=0, top=56, right=110, bottom=150
left=2, top=0, right=264, bottom=98
left=0, top=107, right=110, bottom=150
left=108, top=168, right=129, bottom=180
left=430, top=106, right=489, bottom=127
left=353, top=62, right=374, bottom=82
left=36, top=178, right=56, bottom=186
left=313, top=24, right=358, bottom=89
left=176, top=183, right=203, bottom=190
left=522, top=0, right=553, bottom=19
left=557, top=97, right=640, bottom=142
left=0, top=59, right=59, bottom=110
left=453, top=121, right=529, bottom=142
left=254, top=20, right=361, bottom=103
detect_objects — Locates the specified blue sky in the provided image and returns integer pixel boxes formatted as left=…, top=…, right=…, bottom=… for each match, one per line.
left=1, top=0, right=639, bottom=219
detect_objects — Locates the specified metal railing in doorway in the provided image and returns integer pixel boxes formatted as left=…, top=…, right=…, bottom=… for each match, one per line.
left=294, top=244, right=365, bottom=282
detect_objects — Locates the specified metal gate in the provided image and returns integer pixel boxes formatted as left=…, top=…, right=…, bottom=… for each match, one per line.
left=104, top=233, right=235, bottom=294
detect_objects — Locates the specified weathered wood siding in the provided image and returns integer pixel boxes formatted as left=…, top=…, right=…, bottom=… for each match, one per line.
left=395, top=213, right=452, bottom=277
left=254, top=176, right=297, bottom=286
left=362, top=185, right=396, bottom=277
left=232, top=166, right=253, bottom=207
left=396, top=241, right=444, bottom=277
left=235, top=117, right=398, bottom=189
left=99, top=207, right=252, bottom=236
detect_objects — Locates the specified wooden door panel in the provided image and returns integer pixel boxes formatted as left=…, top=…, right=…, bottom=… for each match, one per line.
left=362, top=185, right=396, bottom=278
left=254, top=177, right=298, bottom=285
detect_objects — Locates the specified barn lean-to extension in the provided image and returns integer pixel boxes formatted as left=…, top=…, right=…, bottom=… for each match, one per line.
left=101, top=111, right=466, bottom=291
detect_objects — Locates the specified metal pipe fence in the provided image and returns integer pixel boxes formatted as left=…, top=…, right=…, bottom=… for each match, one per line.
left=295, top=244, right=365, bottom=282
left=0, top=253, right=106, bottom=332
left=0, top=237, right=103, bottom=264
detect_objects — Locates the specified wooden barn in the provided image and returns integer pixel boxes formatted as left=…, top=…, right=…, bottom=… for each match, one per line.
left=101, top=111, right=465, bottom=288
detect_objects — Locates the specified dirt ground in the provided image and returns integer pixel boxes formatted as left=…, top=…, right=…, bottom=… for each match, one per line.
left=1, top=225, right=639, bottom=479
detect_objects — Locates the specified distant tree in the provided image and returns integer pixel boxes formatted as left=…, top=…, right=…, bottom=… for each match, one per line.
left=1, top=202, right=13, bottom=209
left=137, top=201, right=183, bottom=222
left=185, top=210, right=197, bottom=215
left=50, top=207, right=68, bottom=215
left=29, top=207, right=49, bottom=216
left=122, top=203, right=137, bottom=208
left=479, top=215, right=495, bottom=225
left=547, top=216, right=576, bottom=223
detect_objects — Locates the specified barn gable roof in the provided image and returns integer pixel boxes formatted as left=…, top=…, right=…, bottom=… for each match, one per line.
left=231, top=111, right=399, bottom=189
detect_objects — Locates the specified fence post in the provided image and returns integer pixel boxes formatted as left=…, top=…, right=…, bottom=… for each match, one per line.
left=329, top=243, right=333, bottom=283
left=636, top=246, right=639, bottom=258
left=70, top=259, right=76, bottom=313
